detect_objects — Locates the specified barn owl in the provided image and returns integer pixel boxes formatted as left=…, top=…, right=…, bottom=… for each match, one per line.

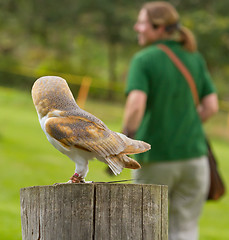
left=32, top=76, right=150, bottom=183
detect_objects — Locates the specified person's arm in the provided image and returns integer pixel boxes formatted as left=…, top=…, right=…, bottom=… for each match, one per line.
left=197, top=93, right=218, bottom=122
left=122, top=90, right=147, bottom=138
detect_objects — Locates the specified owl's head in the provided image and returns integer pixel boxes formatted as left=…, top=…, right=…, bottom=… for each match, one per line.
left=32, top=76, right=78, bottom=118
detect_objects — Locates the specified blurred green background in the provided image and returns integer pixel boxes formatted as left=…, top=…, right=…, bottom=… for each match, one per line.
left=1, top=0, right=229, bottom=239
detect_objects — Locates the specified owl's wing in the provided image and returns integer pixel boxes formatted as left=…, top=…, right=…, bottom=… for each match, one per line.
left=45, top=115, right=125, bottom=157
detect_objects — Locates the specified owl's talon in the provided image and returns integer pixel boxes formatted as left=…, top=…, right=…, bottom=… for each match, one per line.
left=70, top=173, right=84, bottom=183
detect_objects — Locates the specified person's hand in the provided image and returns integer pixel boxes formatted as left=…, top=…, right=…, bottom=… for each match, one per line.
left=122, top=127, right=136, bottom=139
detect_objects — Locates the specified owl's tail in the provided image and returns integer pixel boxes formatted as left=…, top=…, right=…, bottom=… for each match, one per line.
left=106, top=154, right=141, bottom=176
left=116, top=132, right=151, bottom=155
left=106, top=133, right=151, bottom=176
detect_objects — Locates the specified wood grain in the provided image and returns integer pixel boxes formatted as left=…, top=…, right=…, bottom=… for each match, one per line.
left=20, top=183, right=168, bottom=240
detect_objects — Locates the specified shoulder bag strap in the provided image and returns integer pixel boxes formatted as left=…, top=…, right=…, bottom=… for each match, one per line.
left=157, top=44, right=200, bottom=106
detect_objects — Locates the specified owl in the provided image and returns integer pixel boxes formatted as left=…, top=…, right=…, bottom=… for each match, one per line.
left=32, top=76, right=150, bottom=183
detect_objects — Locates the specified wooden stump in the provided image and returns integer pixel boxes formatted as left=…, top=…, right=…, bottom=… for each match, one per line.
left=20, top=183, right=168, bottom=240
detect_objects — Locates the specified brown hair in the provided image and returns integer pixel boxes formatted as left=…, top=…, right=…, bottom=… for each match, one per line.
left=142, top=1, right=197, bottom=52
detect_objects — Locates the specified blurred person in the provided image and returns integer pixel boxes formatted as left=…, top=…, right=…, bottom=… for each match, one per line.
left=122, top=2, right=218, bottom=240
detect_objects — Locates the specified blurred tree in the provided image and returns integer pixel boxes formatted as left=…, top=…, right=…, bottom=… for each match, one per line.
left=0, top=0, right=228, bottom=99
left=73, top=0, right=144, bottom=98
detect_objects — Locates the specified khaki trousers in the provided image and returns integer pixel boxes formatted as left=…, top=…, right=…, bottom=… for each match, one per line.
left=133, top=156, right=209, bottom=240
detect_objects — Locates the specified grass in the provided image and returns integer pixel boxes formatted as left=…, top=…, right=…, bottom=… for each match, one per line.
left=0, top=86, right=229, bottom=239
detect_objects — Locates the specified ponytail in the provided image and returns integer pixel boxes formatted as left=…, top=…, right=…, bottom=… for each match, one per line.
left=179, top=26, right=197, bottom=52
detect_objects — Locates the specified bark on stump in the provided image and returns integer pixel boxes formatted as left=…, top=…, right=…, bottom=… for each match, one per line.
left=20, top=183, right=168, bottom=240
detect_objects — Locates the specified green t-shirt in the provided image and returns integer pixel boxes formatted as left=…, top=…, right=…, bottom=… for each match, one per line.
left=126, top=40, right=216, bottom=163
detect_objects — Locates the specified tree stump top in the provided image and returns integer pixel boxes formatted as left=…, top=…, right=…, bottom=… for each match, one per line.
left=20, top=183, right=168, bottom=240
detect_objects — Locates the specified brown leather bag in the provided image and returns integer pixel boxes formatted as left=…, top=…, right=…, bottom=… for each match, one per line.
left=158, top=44, right=226, bottom=200
left=206, top=139, right=226, bottom=200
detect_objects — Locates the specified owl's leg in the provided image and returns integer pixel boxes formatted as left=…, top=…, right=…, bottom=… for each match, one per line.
left=68, top=160, right=89, bottom=183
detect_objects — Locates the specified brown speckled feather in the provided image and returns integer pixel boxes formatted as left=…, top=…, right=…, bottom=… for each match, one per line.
left=45, top=114, right=126, bottom=157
